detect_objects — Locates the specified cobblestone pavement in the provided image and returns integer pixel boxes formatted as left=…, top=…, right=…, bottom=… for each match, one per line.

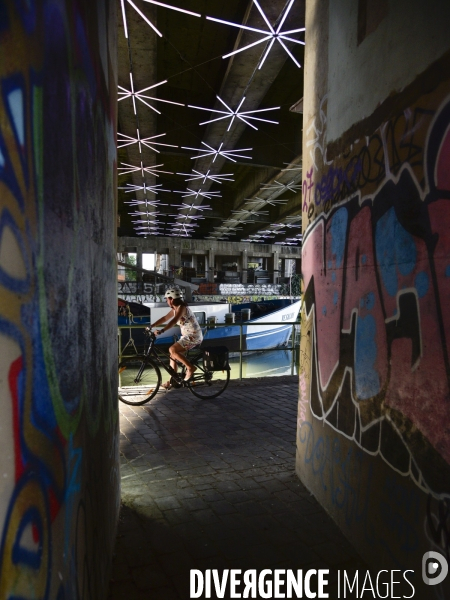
left=107, top=376, right=366, bottom=599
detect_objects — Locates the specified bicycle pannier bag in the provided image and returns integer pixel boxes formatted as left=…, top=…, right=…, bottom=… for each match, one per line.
left=202, top=346, right=230, bottom=371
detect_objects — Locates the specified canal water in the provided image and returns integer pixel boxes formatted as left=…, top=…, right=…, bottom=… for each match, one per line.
left=228, top=348, right=299, bottom=379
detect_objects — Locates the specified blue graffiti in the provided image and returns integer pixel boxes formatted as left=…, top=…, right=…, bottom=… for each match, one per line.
left=0, top=208, right=30, bottom=293
left=7, top=87, right=24, bottom=147
left=298, top=422, right=420, bottom=568
left=376, top=208, right=417, bottom=297
left=414, top=271, right=429, bottom=298
left=359, top=292, right=375, bottom=310
left=64, top=434, right=82, bottom=557
left=314, top=158, right=362, bottom=209
left=355, top=314, right=380, bottom=399
left=1, top=74, right=28, bottom=194
left=12, top=506, right=43, bottom=569
left=330, top=208, right=348, bottom=269
left=299, top=421, right=372, bottom=531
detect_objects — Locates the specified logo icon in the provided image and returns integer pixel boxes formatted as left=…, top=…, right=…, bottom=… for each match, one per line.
left=422, top=551, right=448, bottom=586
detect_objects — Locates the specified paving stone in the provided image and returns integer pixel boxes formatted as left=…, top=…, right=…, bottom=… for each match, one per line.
left=154, top=496, right=182, bottom=511
left=209, top=500, right=237, bottom=516
left=235, top=501, right=268, bottom=517
left=214, top=480, right=242, bottom=493
left=191, top=508, right=220, bottom=525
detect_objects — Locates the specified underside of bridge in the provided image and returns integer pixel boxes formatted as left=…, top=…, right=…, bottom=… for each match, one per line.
left=117, top=0, right=305, bottom=245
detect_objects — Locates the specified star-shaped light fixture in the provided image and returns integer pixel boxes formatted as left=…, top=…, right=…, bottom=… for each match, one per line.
left=129, top=210, right=161, bottom=218
left=181, top=142, right=252, bottom=163
left=133, top=224, right=162, bottom=231
left=245, top=196, right=288, bottom=206
left=232, top=209, right=269, bottom=218
left=124, top=199, right=168, bottom=208
left=118, top=130, right=177, bottom=153
left=172, top=214, right=205, bottom=222
left=168, top=231, right=192, bottom=237
left=261, top=180, right=301, bottom=193
left=119, top=183, right=171, bottom=194
left=173, top=188, right=222, bottom=200
left=169, top=221, right=198, bottom=227
left=188, top=96, right=279, bottom=131
left=134, top=223, right=163, bottom=231
left=118, top=74, right=184, bottom=115
left=132, top=217, right=161, bottom=224
left=176, top=169, right=234, bottom=184
left=118, top=161, right=173, bottom=177
left=172, top=203, right=212, bottom=212
left=207, top=0, right=305, bottom=69
left=120, top=0, right=200, bottom=39
left=136, top=230, right=163, bottom=236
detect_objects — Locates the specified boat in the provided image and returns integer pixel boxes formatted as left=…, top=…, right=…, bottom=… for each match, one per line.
left=202, top=299, right=301, bottom=352
left=118, top=298, right=301, bottom=354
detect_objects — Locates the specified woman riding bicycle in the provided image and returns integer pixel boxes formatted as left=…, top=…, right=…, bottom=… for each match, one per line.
left=151, top=288, right=203, bottom=387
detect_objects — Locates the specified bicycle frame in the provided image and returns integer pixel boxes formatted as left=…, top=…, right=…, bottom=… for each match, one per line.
left=141, top=329, right=202, bottom=384
left=141, top=329, right=182, bottom=380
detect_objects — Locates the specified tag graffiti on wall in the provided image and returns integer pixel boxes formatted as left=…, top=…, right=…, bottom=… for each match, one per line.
left=301, top=89, right=450, bottom=499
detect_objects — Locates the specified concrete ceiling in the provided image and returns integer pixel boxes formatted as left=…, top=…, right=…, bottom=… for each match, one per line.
left=117, top=0, right=305, bottom=246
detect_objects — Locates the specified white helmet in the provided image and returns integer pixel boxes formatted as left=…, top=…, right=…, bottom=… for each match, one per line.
left=164, top=288, right=182, bottom=299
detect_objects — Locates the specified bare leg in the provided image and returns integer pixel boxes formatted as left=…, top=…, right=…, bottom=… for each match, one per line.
left=169, top=342, right=196, bottom=380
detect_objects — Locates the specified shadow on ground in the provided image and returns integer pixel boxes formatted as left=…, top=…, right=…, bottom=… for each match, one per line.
left=107, top=376, right=367, bottom=599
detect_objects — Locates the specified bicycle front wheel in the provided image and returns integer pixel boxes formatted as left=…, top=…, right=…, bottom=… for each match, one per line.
left=118, top=357, right=161, bottom=405
left=188, top=363, right=230, bottom=399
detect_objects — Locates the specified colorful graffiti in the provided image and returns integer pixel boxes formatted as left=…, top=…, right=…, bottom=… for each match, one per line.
left=0, top=1, right=119, bottom=598
left=301, top=92, right=450, bottom=498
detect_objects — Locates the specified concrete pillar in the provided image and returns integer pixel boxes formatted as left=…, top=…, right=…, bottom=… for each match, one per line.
left=241, top=249, right=248, bottom=283
left=207, top=249, right=215, bottom=283
left=169, top=245, right=181, bottom=274
left=297, top=0, right=450, bottom=586
left=0, top=1, right=119, bottom=596
left=136, top=249, right=143, bottom=283
left=272, top=250, right=279, bottom=284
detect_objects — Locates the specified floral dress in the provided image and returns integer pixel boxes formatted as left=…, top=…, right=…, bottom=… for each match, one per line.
left=176, top=306, right=203, bottom=350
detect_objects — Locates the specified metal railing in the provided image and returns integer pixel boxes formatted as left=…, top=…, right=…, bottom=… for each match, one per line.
left=118, top=321, right=300, bottom=379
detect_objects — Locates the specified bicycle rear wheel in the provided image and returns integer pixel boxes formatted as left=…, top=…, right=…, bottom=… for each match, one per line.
left=118, top=357, right=161, bottom=405
left=187, top=359, right=230, bottom=400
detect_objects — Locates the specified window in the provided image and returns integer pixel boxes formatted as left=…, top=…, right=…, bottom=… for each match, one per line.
left=193, top=312, right=206, bottom=325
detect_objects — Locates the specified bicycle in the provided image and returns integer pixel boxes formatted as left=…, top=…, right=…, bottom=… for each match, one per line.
left=118, top=328, right=231, bottom=405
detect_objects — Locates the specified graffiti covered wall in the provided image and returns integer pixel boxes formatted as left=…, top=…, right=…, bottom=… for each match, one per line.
left=0, top=1, right=119, bottom=597
left=297, top=1, right=450, bottom=593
